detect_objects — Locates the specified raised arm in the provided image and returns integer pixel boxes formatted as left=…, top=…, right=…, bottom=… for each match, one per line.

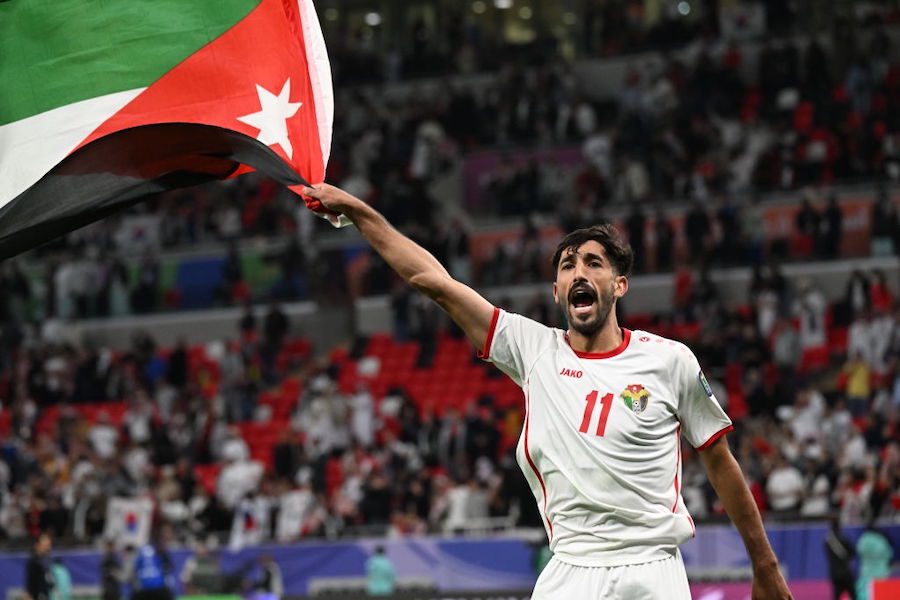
left=699, top=437, right=792, bottom=600
left=302, top=184, right=495, bottom=351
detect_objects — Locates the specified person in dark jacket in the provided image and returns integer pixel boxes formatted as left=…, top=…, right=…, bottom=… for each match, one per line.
left=25, top=533, right=54, bottom=600
left=100, top=540, right=122, bottom=600
left=824, top=515, right=856, bottom=600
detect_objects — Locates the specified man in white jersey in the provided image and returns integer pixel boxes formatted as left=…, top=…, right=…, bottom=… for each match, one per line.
left=302, top=184, right=792, bottom=599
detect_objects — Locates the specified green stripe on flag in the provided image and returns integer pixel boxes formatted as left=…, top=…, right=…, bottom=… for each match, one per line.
left=0, top=0, right=260, bottom=126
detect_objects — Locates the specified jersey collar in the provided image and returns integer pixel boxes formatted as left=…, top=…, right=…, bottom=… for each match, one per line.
left=566, top=328, right=631, bottom=359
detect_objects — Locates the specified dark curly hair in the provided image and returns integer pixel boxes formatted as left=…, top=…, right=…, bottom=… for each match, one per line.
left=550, top=224, right=634, bottom=277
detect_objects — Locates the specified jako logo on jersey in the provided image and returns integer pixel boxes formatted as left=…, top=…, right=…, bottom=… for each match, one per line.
left=621, top=384, right=650, bottom=414
left=559, top=368, right=583, bottom=378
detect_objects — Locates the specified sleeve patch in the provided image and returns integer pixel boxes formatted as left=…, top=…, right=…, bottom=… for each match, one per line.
left=698, top=370, right=713, bottom=398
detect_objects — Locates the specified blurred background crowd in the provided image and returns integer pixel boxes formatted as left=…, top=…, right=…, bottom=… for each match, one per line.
left=1, top=0, right=900, bottom=573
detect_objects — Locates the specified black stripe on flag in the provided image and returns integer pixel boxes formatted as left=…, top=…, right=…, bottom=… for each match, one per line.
left=0, top=123, right=308, bottom=259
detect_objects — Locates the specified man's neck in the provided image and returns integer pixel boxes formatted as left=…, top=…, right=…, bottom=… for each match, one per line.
left=567, top=316, right=624, bottom=354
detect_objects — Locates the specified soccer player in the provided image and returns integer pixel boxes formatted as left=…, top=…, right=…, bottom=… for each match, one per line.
left=302, top=184, right=792, bottom=599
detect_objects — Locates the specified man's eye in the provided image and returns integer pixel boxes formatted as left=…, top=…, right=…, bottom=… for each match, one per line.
left=589, top=261, right=601, bottom=268
left=562, top=263, right=574, bottom=270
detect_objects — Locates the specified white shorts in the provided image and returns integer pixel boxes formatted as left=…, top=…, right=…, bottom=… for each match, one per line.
left=531, top=551, right=692, bottom=599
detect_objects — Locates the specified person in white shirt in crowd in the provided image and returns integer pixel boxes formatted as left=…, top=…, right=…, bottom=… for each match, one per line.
left=123, top=390, right=154, bottom=445
left=217, top=455, right=264, bottom=511
left=837, top=466, right=875, bottom=525
left=765, top=453, right=805, bottom=514
left=778, top=384, right=826, bottom=444
left=839, top=424, right=869, bottom=470
left=349, top=383, right=375, bottom=448
left=89, top=412, right=119, bottom=460
left=219, top=427, right=250, bottom=464
left=799, top=460, right=831, bottom=518
left=795, top=278, right=827, bottom=353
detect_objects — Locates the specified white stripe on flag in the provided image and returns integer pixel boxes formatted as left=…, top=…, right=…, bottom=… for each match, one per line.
left=0, top=88, right=144, bottom=210
left=298, top=0, right=333, bottom=170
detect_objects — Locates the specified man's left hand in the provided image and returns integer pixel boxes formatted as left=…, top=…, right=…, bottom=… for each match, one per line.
left=751, top=563, right=792, bottom=599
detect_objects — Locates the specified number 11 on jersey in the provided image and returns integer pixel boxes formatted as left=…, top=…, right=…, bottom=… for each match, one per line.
left=579, top=390, right=614, bottom=437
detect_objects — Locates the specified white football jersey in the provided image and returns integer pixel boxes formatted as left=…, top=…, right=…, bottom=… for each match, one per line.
left=481, top=308, right=733, bottom=567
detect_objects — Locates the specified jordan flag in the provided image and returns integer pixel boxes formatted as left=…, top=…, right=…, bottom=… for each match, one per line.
left=0, top=0, right=334, bottom=258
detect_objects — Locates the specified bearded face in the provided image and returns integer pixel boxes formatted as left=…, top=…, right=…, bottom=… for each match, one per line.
left=553, top=241, right=624, bottom=337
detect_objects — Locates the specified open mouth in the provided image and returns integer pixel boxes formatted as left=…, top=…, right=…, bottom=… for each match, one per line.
left=569, top=286, right=596, bottom=316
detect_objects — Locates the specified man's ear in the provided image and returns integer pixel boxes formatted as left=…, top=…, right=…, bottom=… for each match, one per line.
left=552, top=281, right=559, bottom=305
left=615, top=275, right=629, bottom=299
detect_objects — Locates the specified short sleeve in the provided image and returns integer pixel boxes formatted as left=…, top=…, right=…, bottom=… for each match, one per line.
left=675, top=346, right=733, bottom=449
left=480, top=308, right=554, bottom=387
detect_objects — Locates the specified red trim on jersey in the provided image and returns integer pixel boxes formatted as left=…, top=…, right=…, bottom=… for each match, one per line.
left=688, top=514, right=696, bottom=537
left=566, top=328, right=631, bottom=359
left=672, top=425, right=681, bottom=512
left=524, top=385, right=553, bottom=540
left=696, top=425, right=734, bottom=451
left=477, top=307, right=501, bottom=360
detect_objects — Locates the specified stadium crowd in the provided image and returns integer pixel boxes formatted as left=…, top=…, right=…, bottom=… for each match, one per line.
left=2, top=0, right=900, bottom=553
left=1, top=257, right=899, bottom=549
left=19, top=12, right=900, bottom=259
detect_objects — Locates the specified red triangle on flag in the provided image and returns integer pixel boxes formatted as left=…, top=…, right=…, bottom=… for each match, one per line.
left=79, top=0, right=326, bottom=185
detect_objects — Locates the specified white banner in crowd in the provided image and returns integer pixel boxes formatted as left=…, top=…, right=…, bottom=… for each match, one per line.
left=104, top=497, right=154, bottom=548
left=230, top=496, right=272, bottom=551
left=276, top=489, right=317, bottom=542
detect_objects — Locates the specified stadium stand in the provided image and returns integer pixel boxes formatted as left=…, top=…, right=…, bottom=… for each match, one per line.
left=3, top=4, right=900, bottom=599
left=1, top=259, right=898, bottom=548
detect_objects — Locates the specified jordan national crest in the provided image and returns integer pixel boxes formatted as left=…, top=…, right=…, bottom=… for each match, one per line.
left=621, top=384, right=650, bottom=414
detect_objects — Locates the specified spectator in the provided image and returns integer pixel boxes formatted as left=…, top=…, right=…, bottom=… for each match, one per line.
left=795, top=195, right=820, bottom=258
left=131, top=251, right=160, bottom=314
left=625, top=204, right=646, bottom=273
left=100, top=540, right=122, bottom=600
left=239, top=302, right=257, bottom=337
left=796, top=279, right=827, bottom=354
left=765, top=453, right=804, bottom=515
left=180, top=537, right=223, bottom=595
left=846, top=270, right=872, bottom=320
left=684, top=201, right=711, bottom=265
left=350, top=384, right=375, bottom=448
left=216, top=244, right=244, bottom=306
left=365, top=546, right=395, bottom=597
left=272, top=430, right=304, bottom=482
left=262, top=300, right=290, bottom=379
left=89, top=412, right=119, bottom=460
left=820, top=194, right=844, bottom=259
left=167, top=339, right=189, bottom=390
left=869, top=270, right=893, bottom=315
left=217, top=454, right=263, bottom=511
left=870, top=192, right=897, bottom=256
left=653, top=208, right=673, bottom=272
left=25, top=533, right=54, bottom=600
left=254, top=554, right=283, bottom=599
left=132, top=530, right=175, bottom=600
left=837, top=466, right=874, bottom=526
left=843, top=352, right=872, bottom=417
left=799, top=462, right=830, bottom=518
left=50, top=559, right=72, bottom=600
left=824, top=515, right=856, bottom=600
left=771, top=318, right=801, bottom=374
left=855, top=520, right=895, bottom=600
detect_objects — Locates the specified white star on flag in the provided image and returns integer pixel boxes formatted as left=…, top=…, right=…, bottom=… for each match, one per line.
left=237, top=79, right=302, bottom=159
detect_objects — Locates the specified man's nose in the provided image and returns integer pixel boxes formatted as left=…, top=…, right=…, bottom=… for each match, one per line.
left=573, top=260, right=589, bottom=280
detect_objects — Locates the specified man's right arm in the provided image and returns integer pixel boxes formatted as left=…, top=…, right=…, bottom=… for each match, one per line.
left=302, top=184, right=496, bottom=352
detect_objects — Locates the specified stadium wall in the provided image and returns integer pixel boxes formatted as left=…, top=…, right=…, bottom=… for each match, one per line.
left=1, top=524, right=897, bottom=598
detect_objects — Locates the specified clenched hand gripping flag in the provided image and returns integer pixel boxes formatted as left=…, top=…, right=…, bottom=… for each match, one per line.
left=0, top=0, right=335, bottom=259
